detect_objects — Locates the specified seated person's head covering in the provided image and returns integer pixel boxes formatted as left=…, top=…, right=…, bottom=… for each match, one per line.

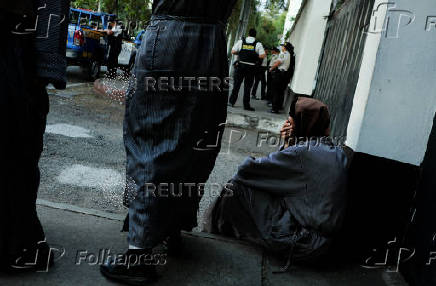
left=289, top=97, right=331, bottom=137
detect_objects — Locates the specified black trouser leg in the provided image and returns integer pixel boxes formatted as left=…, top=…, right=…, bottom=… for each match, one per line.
left=0, top=32, right=47, bottom=262
left=272, top=72, right=286, bottom=111
left=251, top=68, right=261, bottom=97
left=259, top=69, right=267, bottom=100
left=229, top=66, right=244, bottom=105
left=266, top=71, right=273, bottom=102
left=243, top=67, right=255, bottom=108
left=8, top=86, right=48, bottom=259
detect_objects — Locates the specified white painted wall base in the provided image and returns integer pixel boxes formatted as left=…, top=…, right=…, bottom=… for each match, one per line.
left=287, top=0, right=332, bottom=95
left=347, top=0, right=436, bottom=166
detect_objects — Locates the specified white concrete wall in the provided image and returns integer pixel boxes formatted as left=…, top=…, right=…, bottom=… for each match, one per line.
left=287, top=0, right=332, bottom=95
left=282, top=0, right=303, bottom=42
left=346, top=0, right=436, bottom=166
left=346, top=0, right=388, bottom=151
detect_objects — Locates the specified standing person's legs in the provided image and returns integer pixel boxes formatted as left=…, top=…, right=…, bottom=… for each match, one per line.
left=259, top=68, right=267, bottom=100
left=266, top=71, right=273, bottom=104
left=107, top=46, right=119, bottom=76
left=1, top=31, right=50, bottom=270
left=102, top=17, right=230, bottom=284
left=229, top=65, right=245, bottom=105
left=277, top=79, right=289, bottom=111
left=271, top=72, right=284, bottom=112
left=243, top=66, right=255, bottom=109
left=251, top=68, right=261, bottom=99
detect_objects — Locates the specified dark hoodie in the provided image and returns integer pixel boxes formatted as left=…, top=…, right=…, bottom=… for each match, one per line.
left=207, top=97, right=350, bottom=262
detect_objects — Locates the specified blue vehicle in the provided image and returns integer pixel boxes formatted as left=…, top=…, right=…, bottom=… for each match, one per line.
left=134, top=30, right=145, bottom=48
left=66, top=8, right=116, bottom=80
left=127, top=30, right=145, bottom=71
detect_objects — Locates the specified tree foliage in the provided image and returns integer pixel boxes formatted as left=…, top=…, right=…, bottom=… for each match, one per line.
left=264, top=0, right=289, bottom=10
left=254, top=6, right=287, bottom=48
left=71, top=0, right=152, bottom=32
left=70, top=0, right=288, bottom=43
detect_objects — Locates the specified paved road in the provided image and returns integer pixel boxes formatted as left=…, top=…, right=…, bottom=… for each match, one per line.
left=40, top=79, right=278, bottom=230
left=66, top=66, right=107, bottom=83
left=7, top=73, right=407, bottom=286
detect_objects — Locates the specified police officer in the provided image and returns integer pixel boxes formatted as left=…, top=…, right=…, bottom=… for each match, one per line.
left=229, top=28, right=266, bottom=111
left=266, top=46, right=280, bottom=106
left=103, top=20, right=123, bottom=76
left=269, top=42, right=295, bottom=113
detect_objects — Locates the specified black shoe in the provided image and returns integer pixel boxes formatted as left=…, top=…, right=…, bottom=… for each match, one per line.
left=251, top=95, right=258, bottom=100
left=5, top=241, right=55, bottom=273
left=270, top=109, right=280, bottom=114
left=228, top=102, right=234, bottom=107
left=100, top=249, right=158, bottom=286
left=244, top=107, right=255, bottom=111
left=267, top=102, right=272, bottom=107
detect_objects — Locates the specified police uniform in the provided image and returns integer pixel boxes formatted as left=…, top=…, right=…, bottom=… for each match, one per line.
left=229, top=36, right=265, bottom=110
left=107, top=24, right=123, bottom=74
left=266, top=52, right=280, bottom=103
left=271, top=49, right=294, bottom=112
left=251, top=56, right=268, bottom=100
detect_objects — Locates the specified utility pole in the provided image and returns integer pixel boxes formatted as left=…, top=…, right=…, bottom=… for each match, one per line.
left=229, top=0, right=252, bottom=76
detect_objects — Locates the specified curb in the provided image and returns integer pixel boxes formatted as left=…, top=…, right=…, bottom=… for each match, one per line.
left=36, top=199, right=255, bottom=247
left=37, top=199, right=125, bottom=221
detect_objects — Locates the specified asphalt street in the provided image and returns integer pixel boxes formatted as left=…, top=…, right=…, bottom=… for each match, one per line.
left=40, top=67, right=278, bottom=230
left=2, top=68, right=407, bottom=286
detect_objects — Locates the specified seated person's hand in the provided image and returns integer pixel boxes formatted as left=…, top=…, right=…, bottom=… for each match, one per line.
left=280, top=117, right=295, bottom=148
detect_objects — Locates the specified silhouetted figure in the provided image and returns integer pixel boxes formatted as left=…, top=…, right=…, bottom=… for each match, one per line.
left=0, top=0, right=69, bottom=272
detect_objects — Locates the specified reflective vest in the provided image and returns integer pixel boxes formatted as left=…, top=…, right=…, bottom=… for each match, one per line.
left=238, top=37, right=259, bottom=65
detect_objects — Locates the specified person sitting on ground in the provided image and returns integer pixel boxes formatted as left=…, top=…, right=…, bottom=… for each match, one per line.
left=204, top=97, right=351, bottom=268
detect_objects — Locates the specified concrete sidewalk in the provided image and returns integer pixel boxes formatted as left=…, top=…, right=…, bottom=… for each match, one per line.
left=0, top=204, right=407, bottom=286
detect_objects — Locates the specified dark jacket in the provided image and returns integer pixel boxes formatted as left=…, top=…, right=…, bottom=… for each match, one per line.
left=208, top=140, right=350, bottom=262
left=1, top=0, right=70, bottom=89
